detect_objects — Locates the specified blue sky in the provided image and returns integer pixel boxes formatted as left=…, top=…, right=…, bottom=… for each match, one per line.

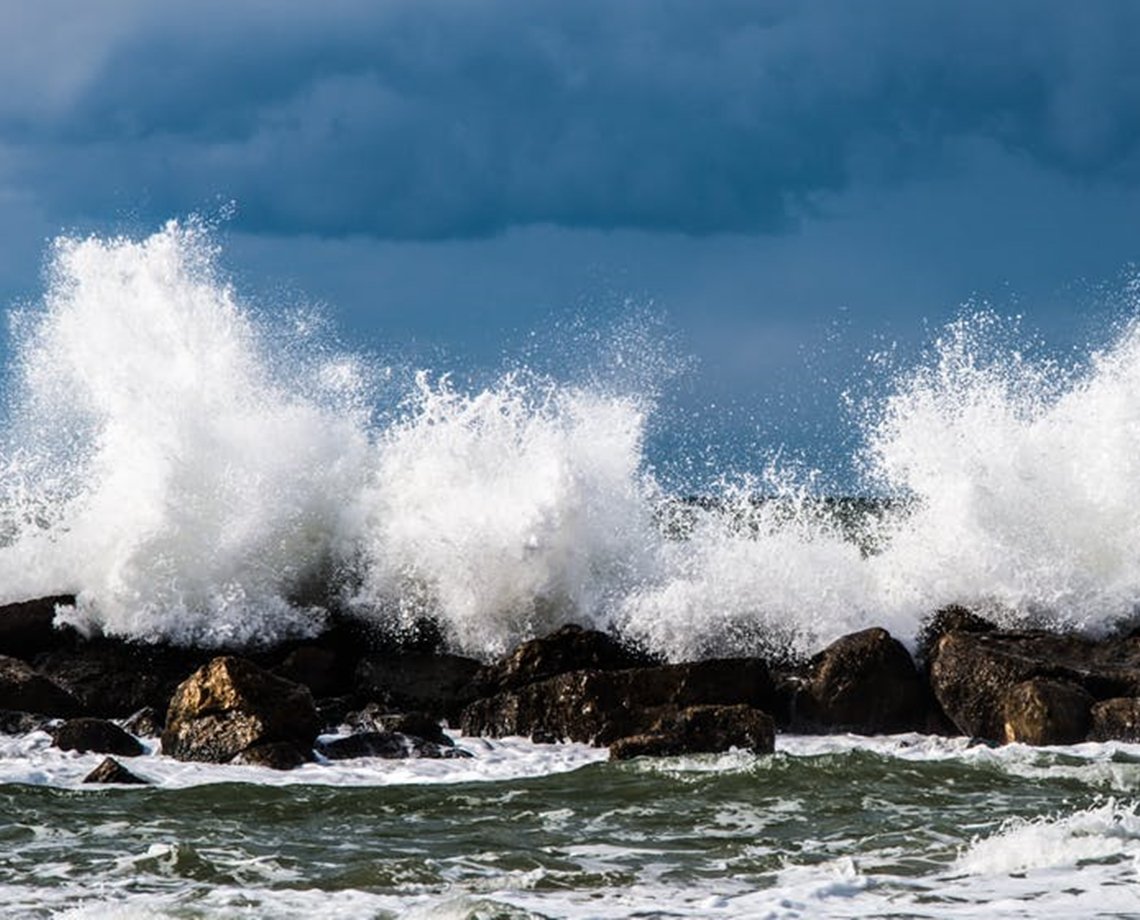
left=3, top=1, right=1140, bottom=483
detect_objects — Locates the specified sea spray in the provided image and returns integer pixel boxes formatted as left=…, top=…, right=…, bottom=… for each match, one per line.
left=3, top=221, right=1140, bottom=657
left=0, top=221, right=374, bottom=646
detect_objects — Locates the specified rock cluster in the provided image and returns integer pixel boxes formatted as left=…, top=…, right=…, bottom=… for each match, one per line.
left=5, top=594, right=1140, bottom=771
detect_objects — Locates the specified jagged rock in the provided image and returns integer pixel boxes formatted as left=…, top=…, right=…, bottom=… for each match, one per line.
left=794, top=628, right=928, bottom=734
left=231, top=741, right=312, bottom=770
left=1089, top=697, right=1140, bottom=742
left=355, top=653, right=482, bottom=721
left=343, top=704, right=453, bottom=746
left=0, top=709, right=54, bottom=734
left=121, top=707, right=162, bottom=738
left=318, top=731, right=469, bottom=760
left=478, top=624, right=660, bottom=694
left=162, top=657, right=319, bottom=764
left=916, top=605, right=997, bottom=664
left=1001, top=678, right=1093, bottom=745
left=34, top=641, right=208, bottom=718
left=609, top=705, right=775, bottom=760
left=461, top=657, right=780, bottom=745
left=928, top=630, right=1140, bottom=741
left=0, top=595, right=79, bottom=659
left=0, top=655, right=83, bottom=717
left=53, top=717, right=145, bottom=757
left=83, top=756, right=149, bottom=785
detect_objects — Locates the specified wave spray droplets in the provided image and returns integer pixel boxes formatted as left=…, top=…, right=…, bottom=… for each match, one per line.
left=1, top=221, right=1139, bottom=657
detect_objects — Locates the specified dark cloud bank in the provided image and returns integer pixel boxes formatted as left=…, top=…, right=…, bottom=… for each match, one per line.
left=3, top=0, right=1140, bottom=239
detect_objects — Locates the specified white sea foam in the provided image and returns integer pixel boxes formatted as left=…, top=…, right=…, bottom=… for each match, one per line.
left=2, top=222, right=1140, bottom=656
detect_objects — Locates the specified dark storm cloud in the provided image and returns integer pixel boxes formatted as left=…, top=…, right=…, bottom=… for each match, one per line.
left=3, top=0, right=1140, bottom=239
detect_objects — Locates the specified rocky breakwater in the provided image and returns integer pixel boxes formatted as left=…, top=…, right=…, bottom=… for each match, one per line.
left=6, top=594, right=1140, bottom=773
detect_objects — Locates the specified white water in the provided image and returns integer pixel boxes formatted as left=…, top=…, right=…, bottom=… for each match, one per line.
left=1, top=221, right=1140, bottom=657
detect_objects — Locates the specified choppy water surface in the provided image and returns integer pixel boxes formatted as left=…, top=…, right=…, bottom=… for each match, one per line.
left=2, top=733, right=1139, bottom=918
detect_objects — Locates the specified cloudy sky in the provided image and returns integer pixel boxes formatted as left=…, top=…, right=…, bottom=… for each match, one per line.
left=3, top=1, right=1140, bottom=479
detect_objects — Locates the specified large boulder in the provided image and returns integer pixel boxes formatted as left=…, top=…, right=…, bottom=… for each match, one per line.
left=162, top=657, right=319, bottom=764
left=461, top=657, right=780, bottom=746
left=793, top=628, right=928, bottom=734
left=928, top=629, right=1140, bottom=741
left=53, top=717, right=145, bottom=757
left=477, top=624, right=659, bottom=694
left=609, top=705, right=775, bottom=760
left=1001, top=678, right=1093, bottom=745
left=0, top=655, right=83, bottom=717
left=355, top=653, right=483, bottom=722
left=0, top=595, right=79, bottom=659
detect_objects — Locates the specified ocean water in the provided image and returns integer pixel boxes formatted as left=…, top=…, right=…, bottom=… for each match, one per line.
left=2, top=221, right=1140, bottom=916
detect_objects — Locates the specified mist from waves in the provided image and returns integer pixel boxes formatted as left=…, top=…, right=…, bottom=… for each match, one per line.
left=0, top=220, right=1138, bottom=659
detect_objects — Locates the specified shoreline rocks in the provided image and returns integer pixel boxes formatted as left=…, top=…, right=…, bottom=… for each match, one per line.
left=5, top=594, right=1140, bottom=770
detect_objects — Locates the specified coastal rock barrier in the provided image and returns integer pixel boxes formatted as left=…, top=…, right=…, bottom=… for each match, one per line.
left=2, top=595, right=1140, bottom=769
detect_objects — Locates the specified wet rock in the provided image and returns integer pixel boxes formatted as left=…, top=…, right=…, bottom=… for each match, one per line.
left=478, top=624, right=660, bottom=694
left=794, top=628, right=928, bottom=734
left=318, top=731, right=469, bottom=760
left=1089, top=697, right=1140, bottom=742
left=928, top=630, right=1140, bottom=741
left=343, top=704, right=453, bottom=746
left=121, top=707, right=163, bottom=738
left=34, top=641, right=208, bottom=718
left=53, top=717, right=145, bottom=757
left=916, top=605, right=997, bottom=665
left=232, top=741, right=313, bottom=770
left=461, top=657, right=780, bottom=746
left=83, top=756, right=150, bottom=785
left=0, top=709, right=54, bottom=734
left=0, top=595, right=79, bottom=659
left=355, top=653, right=482, bottom=722
left=162, top=656, right=319, bottom=764
left=0, top=655, right=83, bottom=717
left=609, top=705, right=775, bottom=760
left=1001, top=678, right=1093, bottom=745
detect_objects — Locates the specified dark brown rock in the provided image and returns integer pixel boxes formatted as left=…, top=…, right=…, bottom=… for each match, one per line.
left=478, top=624, right=659, bottom=694
left=231, top=741, right=312, bottom=770
left=609, top=705, right=775, bottom=760
left=121, top=707, right=163, bottom=738
left=0, top=595, right=79, bottom=659
left=795, top=628, right=927, bottom=734
left=343, top=704, right=453, bottom=746
left=928, top=630, right=1140, bottom=741
left=1001, top=678, right=1093, bottom=745
left=355, top=653, right=482, bottom=721
left=461, top=657, right=780, bottom=746
left=916, top=605, right=997, bottom=665
left=0, top=709, right=53, bottom=734
left=83, top=756, right=149, bottom=785
left=318, top=730, right=469, bottom=760
left=1089, top=697, right=1140, bottom=742
left=0, top=655, right=83, bottom=716
left=162, top=656, right=320, bottom=764
left=53, top=717, right=144, bottom=757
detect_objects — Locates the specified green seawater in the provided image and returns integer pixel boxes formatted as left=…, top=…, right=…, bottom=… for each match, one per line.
left=2, top=739, right=1139, bottom=918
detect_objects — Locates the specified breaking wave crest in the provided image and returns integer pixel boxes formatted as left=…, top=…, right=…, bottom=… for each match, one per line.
left=1, top=220, right=1139, bottom=658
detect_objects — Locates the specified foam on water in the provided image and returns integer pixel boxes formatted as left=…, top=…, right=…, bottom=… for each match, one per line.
left=2, top=221, right=1140, bottom=656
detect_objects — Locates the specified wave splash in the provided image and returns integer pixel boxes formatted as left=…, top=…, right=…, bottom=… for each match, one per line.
left=1, top=221, right=1139, bottom=657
